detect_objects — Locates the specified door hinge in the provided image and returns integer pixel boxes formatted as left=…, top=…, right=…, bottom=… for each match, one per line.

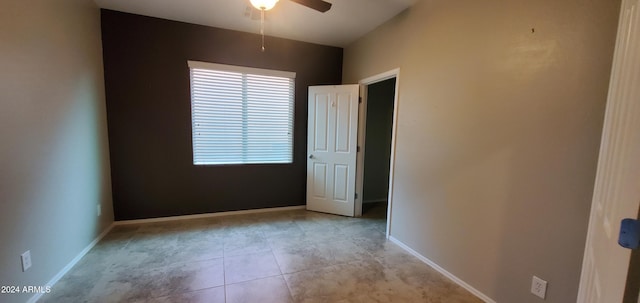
left=358, top=97, right=362, bottom=104
left=357, top=146, right=360, bottom=152
left=355, top=193, right=358, bottom=199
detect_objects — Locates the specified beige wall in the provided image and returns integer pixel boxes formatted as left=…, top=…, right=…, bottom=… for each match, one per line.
left=344, top=0, right=620, bottom=302
left=0, top=1, right=113, bottom=302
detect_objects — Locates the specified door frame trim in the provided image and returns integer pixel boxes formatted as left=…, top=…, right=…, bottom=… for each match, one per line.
left=577, top=0, right=640, bottom=300
left=355, top=68, right=400, bottom=239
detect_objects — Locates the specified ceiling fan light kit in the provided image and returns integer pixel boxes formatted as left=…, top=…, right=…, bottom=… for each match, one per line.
left=250, top=0, right=332, bottom=12
left=249, top=0, right=279, bottom=11
left=249, top=0, right=332, bottom=51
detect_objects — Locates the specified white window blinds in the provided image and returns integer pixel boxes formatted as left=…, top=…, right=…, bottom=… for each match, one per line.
left=188, top=61, right=295, bottom=165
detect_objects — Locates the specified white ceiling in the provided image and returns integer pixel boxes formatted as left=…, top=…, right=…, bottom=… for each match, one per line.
left=94, top=0, right=416, bottom=47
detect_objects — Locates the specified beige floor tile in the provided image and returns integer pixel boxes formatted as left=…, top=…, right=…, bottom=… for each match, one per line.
left=146, top=286, right=225, bottom=303
left=224, top=251, right=281, bottom=284
left=38, top=203, right=483, bottom=303
left=284, top=259, right=393, bottom=301
left=273, top=242, right=333, bottom=274
left=88, top=258, right=225, bottom=301
left=223, top=231, right=271, bottom=257
left=225, top=276, right=293, bottom=303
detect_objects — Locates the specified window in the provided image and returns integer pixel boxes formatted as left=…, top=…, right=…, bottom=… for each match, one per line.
left=188, top=61, right=295, bottom=165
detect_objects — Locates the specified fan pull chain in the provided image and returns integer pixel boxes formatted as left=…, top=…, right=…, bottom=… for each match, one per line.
left=260, top=9, right=265, bottom=52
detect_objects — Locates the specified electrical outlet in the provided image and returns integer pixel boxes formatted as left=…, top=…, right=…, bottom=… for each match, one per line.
left=531, top=275, right=547, bottom=299
left=21, top=250, right=31, bottom=272
left=97, top=204, right=101, bottom=217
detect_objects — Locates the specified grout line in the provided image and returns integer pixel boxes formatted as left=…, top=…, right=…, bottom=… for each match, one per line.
left=224, top=273, right=284, bottom=286
left=222, top=251, right=227, bottom=303
left=270, top=248, right=285, bottom=276
left=223, top=281, right=227, bottom=303
left=266, top=246, right=295, bottom=300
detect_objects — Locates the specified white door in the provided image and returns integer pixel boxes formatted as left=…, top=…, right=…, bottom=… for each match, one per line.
left=578, top=0, right=640, bottom=302
left=307, top=85, right=359, bottom=216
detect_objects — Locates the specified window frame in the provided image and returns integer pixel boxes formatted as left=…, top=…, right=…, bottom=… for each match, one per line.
left=188, top=60, right=296, bottom=165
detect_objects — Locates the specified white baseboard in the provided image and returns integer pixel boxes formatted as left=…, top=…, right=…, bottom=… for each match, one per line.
left=388, top=236, right=497, bottom=303
left=114, top=205, right=306, bottom=225
left=27, top=223, right=115, bottom=303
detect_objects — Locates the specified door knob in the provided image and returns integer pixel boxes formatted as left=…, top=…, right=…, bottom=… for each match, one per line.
left=309, top=154, right=314, bottom=159
left=619, top=218, right=640, bottom=249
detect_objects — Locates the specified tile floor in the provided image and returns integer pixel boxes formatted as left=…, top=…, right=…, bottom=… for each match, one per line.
left=39, top=204, right=483, bottom=303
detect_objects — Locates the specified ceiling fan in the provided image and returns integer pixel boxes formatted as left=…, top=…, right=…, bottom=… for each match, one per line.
left=249, top=0, right=332, bottom=13
left=249, top=0, right=332, bottom=51
left=288, top=0, right=332, bottom=12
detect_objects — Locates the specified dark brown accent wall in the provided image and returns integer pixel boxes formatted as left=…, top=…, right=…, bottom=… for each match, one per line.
left=101, top=10, right=343, bottom=220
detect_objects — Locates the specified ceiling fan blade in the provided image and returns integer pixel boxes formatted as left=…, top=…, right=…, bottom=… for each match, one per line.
left=290, top=0, right=332, bottom=13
